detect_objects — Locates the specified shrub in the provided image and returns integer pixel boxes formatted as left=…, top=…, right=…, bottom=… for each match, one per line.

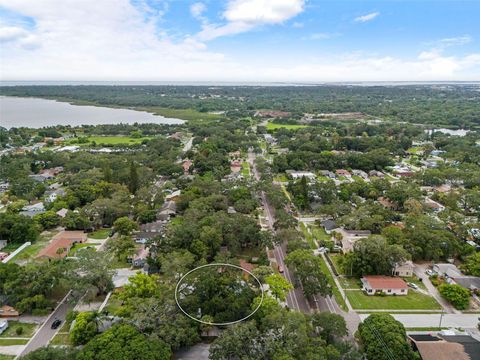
left=438, top=283, right=471, bottom=310
left=16, top=326, right=24, bottom=335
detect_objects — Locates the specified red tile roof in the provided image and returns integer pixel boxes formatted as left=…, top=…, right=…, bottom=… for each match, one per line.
left=363, top=275, right=408, bottom=289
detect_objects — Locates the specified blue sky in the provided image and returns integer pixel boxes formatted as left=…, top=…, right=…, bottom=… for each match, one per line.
left=0, top=0, right=479, bottom=81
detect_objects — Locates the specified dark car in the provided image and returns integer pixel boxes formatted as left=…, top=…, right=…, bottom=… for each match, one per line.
left=51, top=319, right=62, bottom=329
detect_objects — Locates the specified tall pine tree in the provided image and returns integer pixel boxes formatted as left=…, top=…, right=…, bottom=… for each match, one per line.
left=128, top=161, right=139, bottom=194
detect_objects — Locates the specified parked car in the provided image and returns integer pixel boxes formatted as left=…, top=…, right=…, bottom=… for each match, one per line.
left=407, top=282, right=419, bottom=290
left=425, top=269, right=434, bottom=276
left=51, top=319, right=62, bottom=329
left=278, top=265, right=284, bottom=273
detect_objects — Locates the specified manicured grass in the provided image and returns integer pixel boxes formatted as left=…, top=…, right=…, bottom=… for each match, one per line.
left=68, top=243, right=96, bottom=256
left=338, top=277, right=362, bottom=289
left=318, top=255, right=348, bottom=311
left=12, top=230, right=59, bottom=262
left=0, top=321, right=37, bottom=338
left=346, top=290, right=441, bottom=310
left=241, top=162, right=250, bottom=177
left=0, top=355, right=15, bottom=360
left=310, top=226, right=331, bottom=242
left=273, top=174, right=288, bottom=182
left=265, top=122, right=308, bottom=130
left=138, top=106, right=223, bottom=121
left=0, top=339, right=29, bottom=346
left=88, top=228, right=111, bottom=239
left=299, top=223, right=317, bottom=250
left=50, top=332, right=71, bottom=346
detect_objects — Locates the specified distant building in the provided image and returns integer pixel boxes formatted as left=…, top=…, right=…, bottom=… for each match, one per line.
left=361, top=275, right=408, bottom=296
left=165, top=190, right=181, bottom=202
left=320, top=220, right=337, bottom=234
left=20, top=203, right=46, bottom=217
left=130, top=246, right=149, bottom=268
left=285, top=170, right=316, bottom=180
left=0, top=305, right=19, bottom=318
left=368, top=170, right=385, bottom=178
left=230, top=160, right=242, bottom=174
left=408, top=333, right=480, bottom=360
left=351, top=169, right=368, bottom=179
left=319, top=170, right=335, bottom=178
left=335, top=169, right=351, bottom=177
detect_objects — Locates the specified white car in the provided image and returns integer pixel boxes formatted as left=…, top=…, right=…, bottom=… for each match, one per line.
left=408, top=282, right=419, bottom=290
left=425, top=269, right=434, bottom=277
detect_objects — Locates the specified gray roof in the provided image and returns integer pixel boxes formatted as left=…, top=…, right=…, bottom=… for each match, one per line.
left=321, top=220, right=337, bottom=230
left=452, top=276, right=480, bottom=290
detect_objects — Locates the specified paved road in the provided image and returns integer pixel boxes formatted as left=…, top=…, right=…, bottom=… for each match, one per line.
left=359, top=313, right=478, bottom=329
left=18, top=292, right=72, bottom=358
left=414, top=263, right=458, bottom=314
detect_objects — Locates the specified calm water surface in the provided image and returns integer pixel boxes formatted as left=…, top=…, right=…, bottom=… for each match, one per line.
left=0, top=96, right=184, bottom=128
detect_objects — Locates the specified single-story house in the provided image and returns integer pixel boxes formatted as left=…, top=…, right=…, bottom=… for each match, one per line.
left=352, top=169, right=368, bottom=179
left=408, top=333, right=480, bottom=360
left=449, top=276, right=480, bottom=292
left=165, top=190, right=181, bottom=202
left=319, top=170, right=335, bottom=178
left=424, top=198, right=445, bottom=212
left=361, top=275, right=408, bottom=295
left=340, top=229, right=372, bottom=253
left=230, top=160, right=242, bottom=173
left=36, top=231, right=87, bottom=259
left=20, top=202, right=46, bottom=217
left=335, top=169, right=351, bottom=177
left=0, top=305, right=19, bottom=318
left=368, top=170, right=384, bottom=178
left=320, top=219, right=337, bottom=234
left=56, top=208, right=69, bottom=218
left=29, top=173, right=53, bottom=182
left=131, top=246, right=149, bottom=268
left=393, top=260, right=414, bottom=277
left=158, top=201, right=176, bottom=216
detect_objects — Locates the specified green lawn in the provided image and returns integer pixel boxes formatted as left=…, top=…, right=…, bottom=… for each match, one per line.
left=273, top=174, right=288, bottom=182
left=241, top=162, right=250, bottom=177
left=68, top=243, right=97, bottom=256
left=88, top=228, right=111, bottom=239
left=346, top=290, right=441, bottom=310
left=67, top=136, right=152, bottom=146
left=50, top=332, right=71, bottom=346
left=12, top=230, right=59, bottom=262
left=338, top=277, right=362, bottom=289
left=310, top=226, right=331, bottom=242
left=0, top=355, right=15, bottom=360
left=318, top=255, right=348, bottom=311
left=138, top=106, right=223, bottom=121
left=0, top=242, right=21, bottom=253
left=0, top=339, right=29, bottom=346
left=265, top=122, right=308, bottom=130
left=329, top=254, right=347, bottom=275
left=299, top=223, right=317, bottom=249
left=0, top=321, right=37, bottom=338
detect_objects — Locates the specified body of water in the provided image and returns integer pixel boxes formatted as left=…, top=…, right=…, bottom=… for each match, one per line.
left=0, top=96, right=184, bottom=129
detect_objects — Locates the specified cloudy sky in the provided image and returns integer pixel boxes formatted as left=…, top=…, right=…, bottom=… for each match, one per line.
left=1, top=0, right=479, bottom=82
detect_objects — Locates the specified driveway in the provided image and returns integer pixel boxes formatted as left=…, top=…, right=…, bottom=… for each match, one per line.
left=414, top=263, right=459, bottom=314
left=17, top=292, right=72, bottom=358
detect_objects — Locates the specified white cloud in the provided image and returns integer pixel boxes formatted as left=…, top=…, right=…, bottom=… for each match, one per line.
left=439, top=35, right=472, bottom=47
left=308, top=33, right=334, bottom=40
left=190, top=2, right=206, bottom=20
left=292, top=21, right=304, bottom=28
left=197, top=0, right=305, bottom=41
left=0, top=1, right=478, bottom=81
left=354, top=12, right=380, bottom=23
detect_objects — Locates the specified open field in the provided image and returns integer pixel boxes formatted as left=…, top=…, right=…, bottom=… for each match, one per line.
left=346, top=290, right=441, bottom=310
left=138, top=106, right=223, bottom=121
left=265, top=122, right=308, bottom=130
left=66, top=135, right=152, bottom=146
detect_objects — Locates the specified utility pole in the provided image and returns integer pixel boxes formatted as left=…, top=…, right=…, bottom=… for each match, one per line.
left=438, top=311, right=444, bottom=329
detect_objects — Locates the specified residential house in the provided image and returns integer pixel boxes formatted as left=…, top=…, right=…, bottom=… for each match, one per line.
left=263, top=134, right=276, bottom=145
left=165, top=190, right=181, bottom=202
left=135, top=220, right=166, bottom=243
left=320, top=219, right=337, bottom=234
left=230, top=160, right=242, bottom=174
left=433, top=263, right=463, bottom=278
left=449, top=276, right=480, bottom=292
left=0, top=305, right=19, bottom=318
left=182, top=159, right=192, bottom=175
left=368, top=170, right=385, bottom=178
left=56, top=208, right=69, bottom=218
left=20, top=202, right=46, bottom=217
left=131, top=246, right=149, bottom=268
left=339, top=229, right=372, bottom=253
left=351, top=169, right=369, bottom=179
left=29, top=174, right=52, bottom=182
left=335, top=169, right=351, bottom=178
left=408, top=333, right=480, bottom=360
left=158, top=201, right=176, bottom=217
left=36, top=231, right=87, bottom=259
left=361, top=275, right=408, bottom=296
left=285, top=170, right=316, bottom=181
left=424, top=198, right=445, bottom=212
left=393, top=260, right=414, bottom=277
left=319, top=170, right=335, bottom=178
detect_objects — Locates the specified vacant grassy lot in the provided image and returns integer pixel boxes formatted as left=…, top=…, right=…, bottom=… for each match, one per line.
left=338, top=277, right=362, bottom=289
left=318, top=255, right=348, bottom=311
left=88, top=228, right=111, bottom=239
left=139, top=106, right=223, bottom=121
left=265, top=122, right=308, bottom=130
left=241, top=162, right=250, bottom=177
left=346, top=290, right=441, bottom=310
left=12, top=230, right=59, bottom=263
left=67, top=136, right=152, bottom=146
left=0, top=321, right=37, bottom=338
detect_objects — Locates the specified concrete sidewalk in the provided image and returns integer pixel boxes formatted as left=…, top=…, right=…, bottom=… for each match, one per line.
left=359, top=313, right=478, bottom=329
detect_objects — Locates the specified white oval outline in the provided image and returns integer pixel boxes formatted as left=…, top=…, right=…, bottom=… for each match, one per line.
left=174, top=263, right=264, bottom=326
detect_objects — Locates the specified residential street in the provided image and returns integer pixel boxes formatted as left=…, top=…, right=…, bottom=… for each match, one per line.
left=359, top=313, right=478, bottom=328
left=18, top=292, right=72, bottom=358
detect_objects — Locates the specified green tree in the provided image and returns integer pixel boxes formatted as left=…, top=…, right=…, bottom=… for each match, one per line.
left=128, top=161, right=139, bottom=194
left=461, top=252, right=480, bottom=277
left=77, top=324, right=171, bottom=360
left=20, top=346, right=79, bottom=360
left=34, top=211, right=60, bottom=230
left=438, top=283, right=471, bottom=310
left=311, top=312, right=347, bottom=344
left=121, top=273, right=159, bottom=300
left=358, top=314, right=419, bottom=360
left=113, top=216, right=139, bottom=236
left=70, top=312, right=98, bottom=345
left=265, top=274, right=293, bottom=301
